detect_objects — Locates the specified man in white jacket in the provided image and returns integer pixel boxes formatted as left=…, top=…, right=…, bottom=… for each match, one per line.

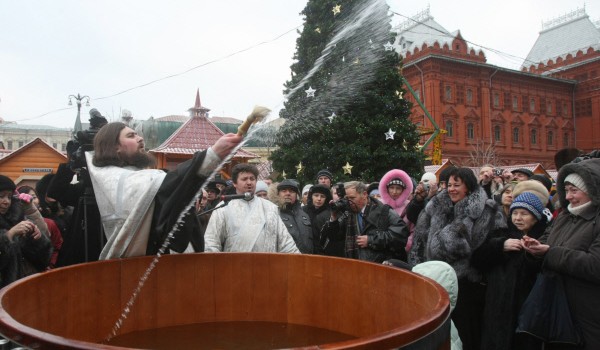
left=204, top=163, right=299, bottom=253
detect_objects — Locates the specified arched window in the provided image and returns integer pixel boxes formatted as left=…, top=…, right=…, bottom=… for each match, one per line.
left=531, top=129, right=537, bottom=145
left=547, top=131, right=554, bottom=146
left=445, top=120, right=454, bottom=137
left=494, top=125, right=501, bottom=142
left=467, top=123, right=474, bottom=139
left=512, top=96, right=518, bottom=110
left=513, top=127, right=520, bottom=143
left=530, top=98, right=536, bottom=112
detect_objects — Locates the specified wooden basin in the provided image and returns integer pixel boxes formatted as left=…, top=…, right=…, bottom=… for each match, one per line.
left=0, top=253, right=450, bottom=349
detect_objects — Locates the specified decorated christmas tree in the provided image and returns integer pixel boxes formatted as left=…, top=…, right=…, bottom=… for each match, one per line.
left=270, top=0, right=423, bottom=184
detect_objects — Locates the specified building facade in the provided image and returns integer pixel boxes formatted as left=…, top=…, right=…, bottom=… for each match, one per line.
left=394, top=7, right=600, bottom=168
left=0, top=118, right=72, bottom=153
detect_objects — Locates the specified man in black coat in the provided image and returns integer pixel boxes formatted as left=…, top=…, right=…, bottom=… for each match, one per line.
left=277, top=179, right=314, bottom=254
left=322, top=181, right=408, bottom=263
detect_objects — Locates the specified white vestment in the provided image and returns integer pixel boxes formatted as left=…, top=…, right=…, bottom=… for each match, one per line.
left=204, top=197, right=299, bottom=253
left=86, top=152, right=166, bottom=259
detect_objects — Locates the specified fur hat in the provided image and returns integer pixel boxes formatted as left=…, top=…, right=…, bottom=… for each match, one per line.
left=512, top=180, right=549, bottom=206
left=530, top=174, right=552, bottom=192
left=205, top=182, right=221, bottom=195
left=316, top=169, right=333, bottom=183
left=564, top=173, right=588, bottom=194
left=277, top=179, right=300, bottom=194
left=310, top=184, right=331, bottom=197
left=255, top=180, right=268, bottom=194
left=510, top=192, right=545, bottom=220
left=0, top=175, right=16, bottom=193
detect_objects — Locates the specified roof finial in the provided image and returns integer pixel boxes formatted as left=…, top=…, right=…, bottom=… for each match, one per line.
left=194, top=88, right=201, bottom=109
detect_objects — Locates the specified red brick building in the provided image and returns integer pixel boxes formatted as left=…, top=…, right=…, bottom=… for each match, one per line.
left=394, top=8, right=600, bottom=168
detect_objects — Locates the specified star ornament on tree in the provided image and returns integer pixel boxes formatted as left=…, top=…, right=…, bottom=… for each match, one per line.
left=315, top=27, right=321, bottom=33
left=332, top=4, right=341, bottom=16
left=328, top=112, right=336, bottom=123
left=385, top=128, right=396, bottom=140
left=395, top=90, right=403, bottom=99
left=383, top=42, right=394, bottom=51
left=342, top=162, right=353, bottom=175
left=295, top=161, right=303, bottom=174
left=282, top=170, right=287, bottom=179
left=305, top=86, right=316, bottom=98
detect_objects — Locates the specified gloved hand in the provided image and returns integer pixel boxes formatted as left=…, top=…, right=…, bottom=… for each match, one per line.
left=15, top=192, right=33, bottom=204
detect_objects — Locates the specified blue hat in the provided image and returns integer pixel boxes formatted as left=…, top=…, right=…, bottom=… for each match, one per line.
left=510, top=192, right=545, bottom=220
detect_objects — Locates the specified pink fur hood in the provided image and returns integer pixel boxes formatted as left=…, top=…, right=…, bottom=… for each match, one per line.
left=378, top=169, right=413, bottom=214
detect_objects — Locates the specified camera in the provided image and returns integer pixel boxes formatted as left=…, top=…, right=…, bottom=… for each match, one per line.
left=66, top=109, right=108, bottom=171
left=494, top=168, right=503, bottom=177
left=330, top=183, right=350, bottom=212
left=422, top=182, right=430, bottom=193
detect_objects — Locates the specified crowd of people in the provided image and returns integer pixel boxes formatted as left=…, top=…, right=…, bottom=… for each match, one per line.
left=0, top=120, right=598, bottom=350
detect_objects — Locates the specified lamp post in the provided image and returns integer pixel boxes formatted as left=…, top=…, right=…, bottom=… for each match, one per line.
left=68, top=93, right=90, bottom=135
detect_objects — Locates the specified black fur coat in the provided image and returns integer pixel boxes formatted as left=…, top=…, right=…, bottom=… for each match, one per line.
left=409, top=187, right=507, bottom=282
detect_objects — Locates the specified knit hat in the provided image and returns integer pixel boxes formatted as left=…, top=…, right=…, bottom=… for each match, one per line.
left=302, top=184, right=313, bottom=195
left=255, top=180, right=268, bottom=194
left=511, top=168, right=533, bottom=178
left=277, top=179, right=300, bottom=194
left=564, top=173, right=589, bottom=194
left=510, top=192, right=545, bottom=220
left=0, top=175, right=16, bottom=193
left=316, top=169, right=333, bottom=183
left=421, top=172, right=437, bottom=184
left=530, top=174, right=552, bottom=192
left=387, top=178, right=406, bottom=189
left=512, top=180, right=550, bottom=206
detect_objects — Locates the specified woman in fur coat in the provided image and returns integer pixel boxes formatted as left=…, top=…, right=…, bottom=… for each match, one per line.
left=379, top=169, right=414, bottom=251
left=409, top=167, right=506, bottom=350
left=0, top=175, right=52, bottom=288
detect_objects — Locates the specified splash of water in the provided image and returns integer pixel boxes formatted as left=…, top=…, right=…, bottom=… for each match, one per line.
left=105, top=0, right=392, bottom=342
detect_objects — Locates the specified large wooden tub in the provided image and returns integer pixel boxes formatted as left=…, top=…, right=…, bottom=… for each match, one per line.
left=0, top=253, right=450, bottom=349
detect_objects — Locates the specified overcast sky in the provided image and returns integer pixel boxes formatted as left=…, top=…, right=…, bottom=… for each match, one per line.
left=0, top=1, right=598, bottom=129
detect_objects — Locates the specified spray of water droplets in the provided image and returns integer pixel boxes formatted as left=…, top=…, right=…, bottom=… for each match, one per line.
left=104, top=0, right=392, bottom=342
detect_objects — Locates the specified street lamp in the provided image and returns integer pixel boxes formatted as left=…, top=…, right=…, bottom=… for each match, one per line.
left=68, top=93, right=90, bottom=135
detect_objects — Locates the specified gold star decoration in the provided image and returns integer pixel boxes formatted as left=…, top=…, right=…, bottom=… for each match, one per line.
left=282, top=170, right=287, bottom=179
left=332, top=4, right=341, bottom=16
left=353, top=58, right=360, bottom=64
left=295, top=161, right=303, bottom=174
left=403, top=140, right=409, bottom=150
left=342, top=162, right=353, bottom=175
left=395, top=90, right=403, bottom=99
left=315, top=27, right=321, bottom=33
